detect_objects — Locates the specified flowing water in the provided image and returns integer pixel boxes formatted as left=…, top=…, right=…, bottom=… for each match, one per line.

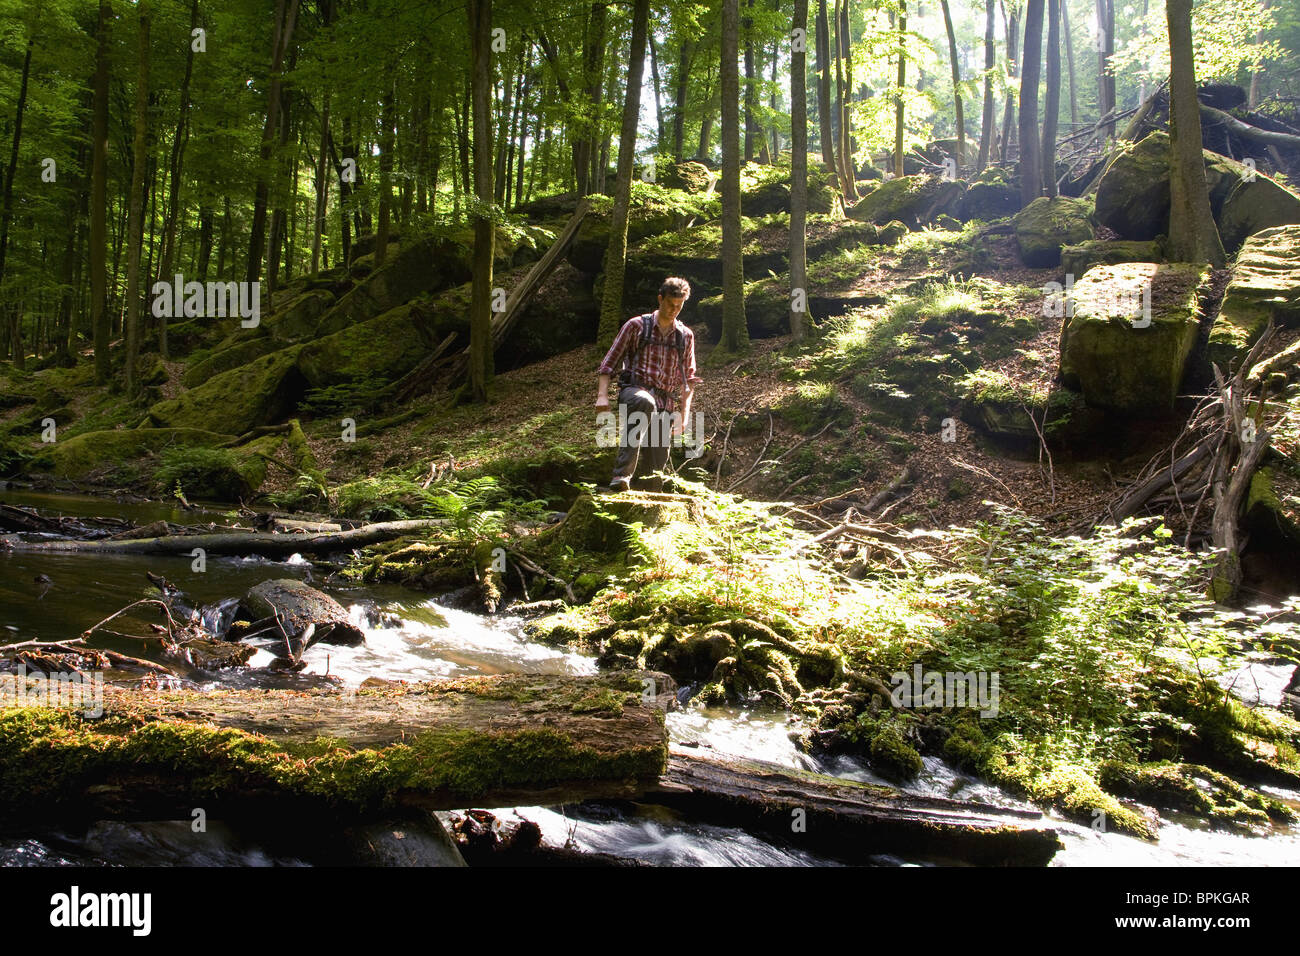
left=2, top=487, right=1297, bottom=867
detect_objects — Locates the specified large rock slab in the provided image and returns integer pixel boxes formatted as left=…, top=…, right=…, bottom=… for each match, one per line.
left=27, top=427, right=232, bottom=479
left=1218, top=176, right=1300, bottom=254
left=1013, top=196, right=1093, bottom=267
left=1208, top=224, right=1300, bottom=370
left=315, top=236, right=470, bottom=337
left=848, top=173, right=966, bottom=227
left=1094, top=131, right=1242, bottom=242
left=1060, top=262, right=1207, bottom=413
left=297, top=300, right=463, bottom=389
left=958, top=167, right=1022, bottom=222
left=1061, top=239, right=1163, bottom=278
left=147, top=345, right=306, bottom=434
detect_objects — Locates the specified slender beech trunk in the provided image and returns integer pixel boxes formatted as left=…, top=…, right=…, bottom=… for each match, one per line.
left=597, top=0, right=650, bottom=347
left=123, top=3, right=150, bottom=395
left=940, top=0, right=965, bottom=169
left=91, top=2, right=111, bottom=382
left=894, top=1, right=907, bottom=178
left=790, top=0, right=809, bottom=343
left=1018, top=0, right=1044, bottom=207
left=1000, top=0, right=1019, bottom=163
left=815, top=0, right=834, bottom=169
left=1062, top=0, right=1078, bottom=128
left=978, top=0, right=996, bottom=170
left=1041, top=0, right=1060, bottom=197
left=468, top=0, right=494, bottom=401
left=721, top=0, right=748, bottom=353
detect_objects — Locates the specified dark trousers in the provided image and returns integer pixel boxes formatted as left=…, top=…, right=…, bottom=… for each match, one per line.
left=612, top=385, right=671, bottom=484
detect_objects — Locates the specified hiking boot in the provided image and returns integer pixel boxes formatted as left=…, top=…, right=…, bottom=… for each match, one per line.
left=608, top=477, right=631, bottom=493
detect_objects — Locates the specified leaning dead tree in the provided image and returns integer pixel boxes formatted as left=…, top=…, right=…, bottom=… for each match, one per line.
left=1104, top=324, right=1294, bottom=602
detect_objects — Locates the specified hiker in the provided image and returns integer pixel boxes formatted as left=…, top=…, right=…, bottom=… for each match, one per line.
left=595, top=276, right=702, bottom=493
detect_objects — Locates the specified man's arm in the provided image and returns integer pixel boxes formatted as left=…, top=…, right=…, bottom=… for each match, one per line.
left=596, top=319, right=638, bottom=412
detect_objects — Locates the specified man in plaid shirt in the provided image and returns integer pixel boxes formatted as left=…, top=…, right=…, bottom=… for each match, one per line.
left=596, top=276, right=702, bottom=492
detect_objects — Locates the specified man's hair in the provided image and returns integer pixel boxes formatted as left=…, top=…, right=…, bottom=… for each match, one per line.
left=659, top=277, right=691, bottom=299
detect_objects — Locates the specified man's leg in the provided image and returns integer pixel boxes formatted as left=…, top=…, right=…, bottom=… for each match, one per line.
left=641, top=408, right=672, bottom=492
left=610, top=386, right=657, bottom=489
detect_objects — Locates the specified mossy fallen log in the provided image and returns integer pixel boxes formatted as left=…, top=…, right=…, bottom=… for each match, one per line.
left=0, top=518, right=447, bottom=557
left=651, top=749, right=1062, bottom=866
left=0, top=671, right=673, bottom=825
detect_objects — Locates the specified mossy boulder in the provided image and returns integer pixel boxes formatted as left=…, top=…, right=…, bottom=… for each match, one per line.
left=1012, top=196, right=1093, bottom=267
left=848, top=174, right=966, bottom=227
left=1244, top=466, right=1300, bottom=546
left=1218, top=175, right=1300, bottom=253
left=26, top=427, right=232, bottom=480
left=958, top=167, right=1022, bottom=222
left=261, top=288, right=338, bottom=344
left=297, top=301, right=461, bottom=389
left=1094, top=131, right=1243, bottom=241
left=1061, top=239, right=1163, bottom=278
left=1207, top=224, right=1300, bottom=371
left=147, top=345, right=307, bottom=434
left=182, top=336, right=279, bottom=388
left=744, top=161, right=843, bottom=217
left=1059, top=262, right=1206, bottom=414
left=315, top=236, right=470, bottom=337
left=568, top=208, right=685, bottom=274
left=658, top=160, right=713, bottom=193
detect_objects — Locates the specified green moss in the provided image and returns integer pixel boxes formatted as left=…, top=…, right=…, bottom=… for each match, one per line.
left=0, top=698, right=666, bottom=817
left=1098, top=760, right=1292, bottom=830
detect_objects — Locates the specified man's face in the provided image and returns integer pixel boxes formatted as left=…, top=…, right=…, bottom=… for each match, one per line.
left=658, top=294, right=687, bottom=322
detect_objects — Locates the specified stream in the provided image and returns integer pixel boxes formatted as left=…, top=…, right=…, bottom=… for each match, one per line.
left=2, top=486, right=1298, bottom=867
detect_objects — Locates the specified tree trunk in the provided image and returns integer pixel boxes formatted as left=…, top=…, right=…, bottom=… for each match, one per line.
left=648, top=32, right=665, bottom=149
left=1096, top=0, right=1115, bottom=142
left=1040, top=0, right=1060, bottom=197
left=790, top=0, right=809, bottom=344
left=673, top=39, right=692, bottom=162
left=1166, top=0, right=1225, bottom=267
left=721, top=0, right=749, bottom=353
left=597, top=0, right=650, bottom=348
left=91, top=1, right=111, bottom=385
left=1062, top=0, right=1078, bottom=128
left=894, top=1, right=907, bottom=178
left=246, top=0, right=299, bottom=288
left=978, top=0, right=996, bottom=170
left=123, top=4, right=150, bottom=396
left=1018, top=0, right=1044, bottom=207
left=375, top=86, right=395, bottom=269
left=941, top=0, right=965, bottom=170
left=815, top=0, right=834, bottom=169
left=744, top=0, right=757, bottom=163
left=1000, top=0, right=1019, bottom=163
left=836, top=0, right=857, bottom=198
left=468, top=0, right=495, bottom=402
left=0, top=36, right=33, bottom=336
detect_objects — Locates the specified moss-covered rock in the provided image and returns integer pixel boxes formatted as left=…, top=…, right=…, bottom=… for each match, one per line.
left=848, top=174, right=966, bottom=227
left=1098, top=760, right=1291, bottom=831
left=1207, top=224, right=1300, bottom=371
left=147, top=345, right=307, bottom=434
left=1094, top=131, right=1243, bottom=241
left=1012, top=196, right=1093, bottom=267
left=315, top=236, right=471, bottom=337
left=1061, top=239, right=1163, bottom=278
left=658, top=159, right=713, bottom=193
left=958, top=167, right=1022, bottom=222
left=262, top=288, right=338, bottom=344
left=297, top=301, right=460, bottom=390
left=182, top=336, right=279, bottom=388
left=1218, top=174, right=1300, bottom=253
left=1059, top=262, right=1206, bottom=413
left=26, top=427, right=233, bottom=480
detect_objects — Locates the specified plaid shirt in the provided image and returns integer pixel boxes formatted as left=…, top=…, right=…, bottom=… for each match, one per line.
left=598, top=312, right=699, bottom=413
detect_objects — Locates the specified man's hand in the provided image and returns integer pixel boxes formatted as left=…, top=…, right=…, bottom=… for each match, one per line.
left=595, top=373, right=612, bottom=414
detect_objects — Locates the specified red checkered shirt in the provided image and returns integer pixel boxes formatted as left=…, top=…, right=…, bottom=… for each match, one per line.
left=598, top=312, right=698, bottom=413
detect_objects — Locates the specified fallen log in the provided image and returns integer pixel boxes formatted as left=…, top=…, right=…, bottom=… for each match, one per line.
left=0, top=517, right=447, bottom=558
left=1199, top=102, right=1300, bottom=150
left=649, top=749, right=1060, bottom=865
left=1106, top=439, right=1214, bottom=524
left=0, top=671, right=675, bottom=825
